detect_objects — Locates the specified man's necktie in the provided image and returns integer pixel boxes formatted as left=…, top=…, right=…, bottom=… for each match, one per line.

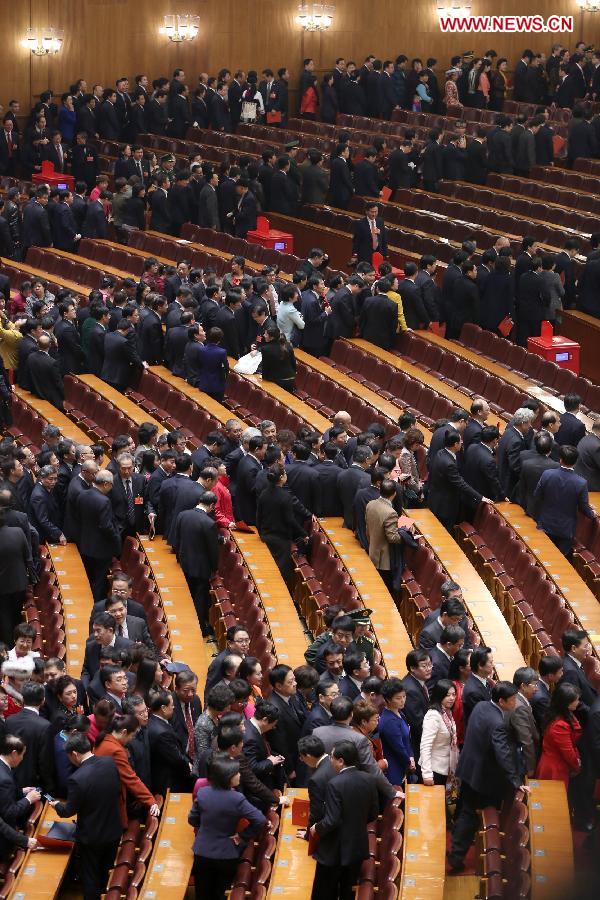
left=370, top=219, right=378, bottom=250
left=6, top=134, right=12, bottom=157
left=125, top=479, right=135, bottom=524
left=117, top=624, right=124, bottom=637
left=184, top=703, right=196, bottom=758
left=422, top=682, right=429, bottom=701
left=137, top=161, right=143, bottom=182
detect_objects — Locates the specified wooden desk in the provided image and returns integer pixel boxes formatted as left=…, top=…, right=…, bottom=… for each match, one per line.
left=295, top=349, right=426, bottom=438
left=318, top=518, right=413, bottom=677
left=267, top=788, right=315, bottom=900
left=46, top=543, right=92, bottom=676
left=14, top=388, right=92, bottom=447
left=47, top=246, right=140, bottom=281
left=77, top=375, right=164, bottom=432
left=349, top=339, right=506, bottom=430
left=230, top=531, right=308, bottom=667
left=527, top=779, right=575, bottom=900
left=561, top=310, right=600, bottom=384
left=589, top=492, right=600, bottom=514
left=399, top=783, right=446, bottom=900
left=139, top=537, right=209, bottom=687
left=409, top=510, right=525, bottom=680
left=417, top=330, right=594, bottom=431
left=1, top=256, right=87, bottom=299
left=495, top=502, right=600, bottom=656
left=9, top=803, right=76, bottom=898
left=139, top=791, right=194, bottom=900
left=149, top=366, right=235, bottom=427
left=231, top=364, right=331, bottom=433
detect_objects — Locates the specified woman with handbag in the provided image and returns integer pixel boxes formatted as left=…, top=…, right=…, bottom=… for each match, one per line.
left=398, top=427, right=425, bottom=507
left=419, top=680, right=459, bottom=787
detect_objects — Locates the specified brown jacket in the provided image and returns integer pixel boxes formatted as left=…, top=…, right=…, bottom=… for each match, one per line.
left=365, top=496, right=403, bottom=571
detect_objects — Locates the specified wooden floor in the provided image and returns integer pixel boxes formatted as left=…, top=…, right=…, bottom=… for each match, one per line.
left=399, top=783, right=446, bottom=900
left=442, top=875, right=479, bottom=900
left=496, top=502, right=600, bottom=657
left=266, top=788, right=315, bottom=900
left=410, top=510, right=525, bottom=680
left=318, top=518, right=413, bottom=677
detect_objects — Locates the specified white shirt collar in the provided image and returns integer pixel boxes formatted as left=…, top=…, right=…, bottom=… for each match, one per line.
left=567, top=653, right=582, bottom=669
left=23, top=706, right=40, bottom=715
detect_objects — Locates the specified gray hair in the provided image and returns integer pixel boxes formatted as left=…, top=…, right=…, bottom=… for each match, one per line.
left=511, top=408, right=535, bottom=426
left=241, top=427, right=261, bottom=443
left=513, top=666, right=538, bottom=688
left=259, top=420, right=275, bottom=432
left=39, top=465, right=57, bottom=478
left=116, top=452, right=134, bottom=466
left=81, top=460, right=99, bottom=474
left=96, top=470, right=114, bottom=485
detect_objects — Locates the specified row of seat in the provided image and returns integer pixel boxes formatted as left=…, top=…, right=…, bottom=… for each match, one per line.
left=531, top=163, right=600, bottom=194
left=574, top=510, right=600, bottom=599
left=487, top=171, right=600, bottom=216
left=105, top=810, right=161, bottom=898
left=224, top=369, right=325, bottom=435
left=63, top=374, right=144, bottom=449
left=1, top=801, right=59, bottom=898
left=181, top=223, right=308, bottom=277
left=25, top=549, right=67, bottom=660
left=573, top=156, right=600, bottom=176
left=25, top=247, right=105, bottom=290
left=453, top=323, right=600, bottom=412
left=128, top=369, right=223, bottom=445
left=477, top=791, right=531, bottom=899
left=0, top=259, right=83, bottom=302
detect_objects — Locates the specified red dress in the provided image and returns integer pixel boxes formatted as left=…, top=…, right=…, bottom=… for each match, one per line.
left=535, top=716, right=582, bottom=788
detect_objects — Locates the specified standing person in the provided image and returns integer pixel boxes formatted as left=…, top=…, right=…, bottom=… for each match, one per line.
left=6, top=681, right=54, bottom=793
left=534, top=445, right=596, bottom=557
left=427, top=431, right=489, bottom=532
left=419, top=679, right=459, bottom=787
left=0, top=509, right=31, bottom=646
left=172, top=492, right=219, bottom=637
left=536, top=683, right=582, bottom=787
left=188, top=754, right=266, bottom=900
left=448, top=683, right=527, bottom=872
left=52, top=732, right=122, bottom=900
left=256, top=464, right=305, bottom=588
left=507, top=667, right=541, bottom=778
left=148, top=690, right=193, bottom=795
left=329, top=144, right=354, bottom=209
left=260, top=326, right=296, bottom=391
left=378, top=677, right=415, bottom=785
left=77, top=470, right=122, bottom=603
left=365, top=480, right=409, bottom=591
left=309, top=740, right=379, bottom=900
left=93, top=714, right=159, bottom=827
left=0, top=734, right=41, bottom=860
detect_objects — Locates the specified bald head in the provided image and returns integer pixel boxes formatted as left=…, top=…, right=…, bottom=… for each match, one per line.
left=38, top=334, right=51, bottom=352
left=333, top=411, right=351, bottom=427
left=81, top=460, right=99, bottom=483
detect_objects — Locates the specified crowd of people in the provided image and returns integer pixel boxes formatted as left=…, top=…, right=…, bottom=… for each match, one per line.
left=0, top=39, right=598, bottom=900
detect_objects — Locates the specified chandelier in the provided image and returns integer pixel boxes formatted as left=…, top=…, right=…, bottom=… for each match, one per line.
left=297, top=4, right=335, bottom=30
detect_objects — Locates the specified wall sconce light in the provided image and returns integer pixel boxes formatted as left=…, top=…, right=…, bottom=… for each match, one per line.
left=576, top=0, right=600, bottom=11
left=297, top=4, right=335, bottom=31
left=436, top=0, right=472, bottom=16
left=24, top=27, right=64, bottom=55
left=161, top=14, right=200, bottom=41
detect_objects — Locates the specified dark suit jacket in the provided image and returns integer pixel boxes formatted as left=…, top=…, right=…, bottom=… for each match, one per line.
left=517, top=454, right=560, bottom=516
left=456, top=700, right=521, bottom=801
left=497, top=425, right=527, bottom=499
left=138, top=309, right=164, bottom=365
left=82, top=200, right=107, bottom=239
left=101, top=330, right=143, bottom=391
left=285, top=461, right=321, bottom=515
left=268, top=691, right=303, bottom=778
left=51, top=201, right=78, bottom=252
left=197, top=185, right=220, bottom=230
left=465, top=139, right=488, bottom=184
left=77, top=487, right=121, bottom=560
left=28, top=483, right=62, bottom=544
left=98, top=100, right=120, bottom=140
left=400, top=278, right=429, bottom=329
left=0, top=763, right=34, bottom=856
left=167, top=479, right=206, bottom=546
left=6, top=709, right=54, bottom=792
left=463, top=442, right=503, bottom=501
left=360, top=294, right=398, bottom=350
left=462, top=674, right=492, bottom=726
left=149, top=188, right=171, bottom=233
left=80, top=635, right=133, bottom=688
left=337, top=465, right=370, bottom=530
left=170, top=693, right=202, bottom=755
left=534, top=465, right=594, bottom=541
left=110, top=472, right=147, bottom=537
left=55, top=318, right=84, bottom=376
left=55, top=755, right=122, bottom=844
left=172, top=507, right=218, bottom=579
left=301, top=163, right=330, bottom=204
left=314, top=768, right=379, bottom=866
left=21, top=200, right=51, bottom=250
left=560, top=655, right=598, bottom=721
left=27, top=350, right=64, bottom=411
left=146, top=98, right=168, bottom=134
left=575, top=433, right=600, bottom=490
left=352, top=216, right=387, bottom=263
left=210, top=94, right=231, bottom=133
left=233, top=191, right=257, bottom=238
left=235, top=454, right=263, bottom=525
left=307, top=757, right=335, bottom=827
left=401, top=673, right=429, bottom=757
left=269, top=171, right=297, bottom=216
left=147, top=714, right=192, bottom=795
left=555, top=411, right=586, bottom=447
left=428, top=447, right=482, bottom=530
left=353, top=160, right=379, bottom=197
left=313, top=461, right=344, bottom=517
left=329, top=156, right=354, bottom=208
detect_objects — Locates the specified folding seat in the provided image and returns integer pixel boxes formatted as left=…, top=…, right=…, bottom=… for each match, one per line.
left=495, top=383, right=521, bottom=415
left=465, top=365, right=489, bottom=396
left=446, top=358, right=473, bottom=391
left=437, top=351, right=458, bottom=383
left=549, top=365, right=576, bottom=396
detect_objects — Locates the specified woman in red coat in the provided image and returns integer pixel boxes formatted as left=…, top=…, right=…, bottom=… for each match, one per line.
left=536, top=683, right=582, bottom=788
left=95, top=714, right=160, bottom=826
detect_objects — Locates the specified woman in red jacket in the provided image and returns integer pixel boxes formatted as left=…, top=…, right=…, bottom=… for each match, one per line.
left=536, top=683, right=582, bottom=788
left=95, top=714, right=160, bottom=826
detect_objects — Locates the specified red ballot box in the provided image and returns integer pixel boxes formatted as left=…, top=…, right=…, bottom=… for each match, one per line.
left=527, top=321, right=580, bottom=375
left=32, top=161, right=74, bottom=192
left=247, top=216, right=294, bottom=253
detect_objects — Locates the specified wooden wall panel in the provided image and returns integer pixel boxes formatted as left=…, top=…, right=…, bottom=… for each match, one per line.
left=3, top=0, right=600, bottom=111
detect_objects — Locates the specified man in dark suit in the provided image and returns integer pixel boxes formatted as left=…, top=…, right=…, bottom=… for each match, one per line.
left=465, top=128, right=488, bottom=184
left=53, top=733, right=124, bottom=898
left=172, top=492, right=219, bottom=636
left=310, top=740, right=379, bottom=898
left=401, top=649, right=433, bottom=758
left=167, top=467, right=217, bottom=546
left=21, top=189, right=52, bottom=253
left=0, top=734, right=41, bottom=859
left=517, top=256, right=551, bottom=346
left=517, top=431, right=560, bottom=516
left=534, top=444, right=596, bottom=556
left=555, top=393, right=586, bottom=447
left=338, top=649, right=370, bottom=700
left=85, top=306, right=109, bottom=377
left=428, top=431, right=486, bottom=532
left=351, top=202, right=387, bottom=264
left=575, top=421, right=600, bottom=490
left=147, top=690, right=193, bottom=795
left=28, top=466, right=64, bottom=546
left=49, top=191, right=78, bottom=252
left=299, top=278, right=329, bottom=357
left=419, top=595, right=471, bottom=650
left=531, top=655, right=564, bottom=733
left=269, top=156, right=298, bottom=216
left=567, top=107, right=597, bottom=166
left=486, top=117, right=514, bottom=174
left=300, top=682, right=340, bottom=738
left=228, top=71, right=245, bottom=131
left=138, top=295, right=167, bottom=365
left=285, top=443, right=321, bottom=515
left=27, top=335, right=65, bottom=411
left=329, top=144, right=354, bottom=209
left=242, top=703, right=285, bottom=792
left=197, top=171, right=220, bottom=230
left=80, top=612, right=132, bottom=689
left=210, top=83, right=231, bottom=133
left=101, top=319, right=144, bottom=393
left=462, top=646, right=494, bottom=726
left=232, top=180, right=257, bottom=238
left=359, top=290, right=398, bottom=351
left=44, top=131, right=68, bottom=173
left=387, top=141, right=417, bottom=189
left=337, top=447, right=372, bottom=530
left=78, top=470, right=122, bottom=602
left=0, top=119, right=19, bottom=177
left=98, top=90, right=120, bottom=139
left=298, top=735, right=336, bottom=828
left=6, top=681, right=54, bottom=793
left=109, top=452, right=148, bottom=540
left=146, top=89, right=168, bottom=134
left=448, top=683, right=526, bottom=871
left=463, top=426, right=503, bottom=501
left=497, top=408, right=535, bottom=499
left=427, top=626, right=466, bottom=690
left=313, top=444, right=344, bottom=517
left=234, top=437, right=266, bottom=525
left=267, top=665, right=303, bottom=784
left=353, top=148, right=380, bottom=197
left=560, top=628, right=598, bottom=718
left=301, top=151, right=330, bottom=204
left=148, top=173, right=171, bottom=233
left=81, top=194, right=108, bottom=240
left=399, top=264, right=430, bottom=330
left=54, top=300, right=85, bottom=376
left=170, top=670, right=202, bottom=759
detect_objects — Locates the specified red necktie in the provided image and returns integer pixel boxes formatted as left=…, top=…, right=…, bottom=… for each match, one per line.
left=370, top=219, right=378, bottom=250
left=184, top=703, right=195, bottom=758
left=6, top=134, right=12, bottom=157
